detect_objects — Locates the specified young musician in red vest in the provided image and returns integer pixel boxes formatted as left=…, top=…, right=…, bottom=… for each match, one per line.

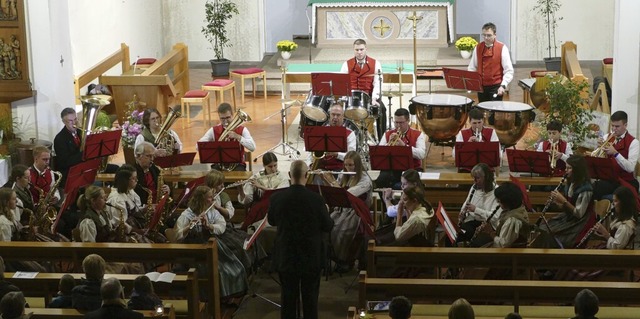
left=376, top=108, right=426, bottom=189
left=452, top=108, right=500, bottom=160
left=29, top=145, right=61, bottom=207
left=340, top=38, right=387, bottom=138
left=198, top=102, right=256, bottom=171
left=537, top=120, right=572, bottom=176
left=591, top=110, right=640, bottom=198
left=468, top=22, right=514, bottom=102
left=315, top=103, right=357, bottom=171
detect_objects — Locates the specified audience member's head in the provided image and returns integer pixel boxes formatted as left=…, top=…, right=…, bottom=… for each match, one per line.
left=100, top=277, right=124, bottom=301
left=134, top=275, right=155, bottom=295
left=504, top=313, right=522, bottom=319
left=448, top=298, right=475, bottom=319
left=574, top=289, right=599, bottom=319
left=389, top=296, right=412, bottom=319
left=82, top=254, right=106, bottom=281
left=59, top=274, right=76, bottom=295
left=0, top=291, right=26, bottom=319
left=0, top=256, right=5, bottom=280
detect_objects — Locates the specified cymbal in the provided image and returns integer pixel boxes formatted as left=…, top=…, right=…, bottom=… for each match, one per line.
left=383, top=91, right=403, bottom=97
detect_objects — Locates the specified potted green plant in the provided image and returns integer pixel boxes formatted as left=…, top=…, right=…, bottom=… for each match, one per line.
left=202, top=0, right=239, bottom=77
left=534, top=0, right=563, bottom=71
left=454, top=36, right=478, bottom=59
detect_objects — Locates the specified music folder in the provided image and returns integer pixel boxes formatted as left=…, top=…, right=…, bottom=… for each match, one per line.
left=197, top=141, right=242, bottom=164
left=369, top=146, right=413, bottom=171
left=153, top=152, right=196, bottom=169
left=82, top=129, right=122, bottom=161
left=442, top=67, right=483, bottom=92
left=146, top=193, right=169, bottom=234
left=454, top=142, right=500, bottom=170
left=506, top=149, right=553, bottom=177
left=303, top=126, right=347, bottom=153
left=307, top=185, right=375, bottom=238
left=54, top=158, right=102, bottom=234
left=435, top=202, right=460, bottom=243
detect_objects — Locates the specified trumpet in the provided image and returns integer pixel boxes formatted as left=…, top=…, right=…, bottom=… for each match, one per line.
left=388, top=130, right=406, bottom=146
left=473, top=128, right=482, bottom=142
left=592, top=134, right=616, bottom=158
left=549, top=140, right=558, bottom=170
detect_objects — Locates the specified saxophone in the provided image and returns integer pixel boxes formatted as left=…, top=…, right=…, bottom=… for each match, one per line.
left=108, top=203, right=137, bottom=243
left=35, top=171, right=62, bottom=235
left=142, top=186, right=154, bottom=228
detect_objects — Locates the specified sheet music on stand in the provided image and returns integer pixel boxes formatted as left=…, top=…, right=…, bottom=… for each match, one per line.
left=435, top=202, right=460, bottom=243
left=454, top=142, right=500, bottom=171
left=243, top=215, right=269, bottom=250
left=442, top=67, right=483, bottom=92
left=506, top=149, right=553, bottom=177
left=585, top=156, right=617, bottom=181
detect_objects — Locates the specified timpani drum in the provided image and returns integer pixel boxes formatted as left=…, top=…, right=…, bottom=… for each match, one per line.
left=302, top=94, right=332, bottom=122
left=476, top=101, right=536, bottom=147
left=409, top=94, right=473, bottom=142
left=345, top=90, right=370, bottom=121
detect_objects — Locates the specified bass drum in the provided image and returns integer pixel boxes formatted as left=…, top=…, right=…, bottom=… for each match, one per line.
left=298, top=112, right=327, bottom=138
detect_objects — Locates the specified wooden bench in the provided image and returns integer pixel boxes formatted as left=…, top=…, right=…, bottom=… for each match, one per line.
left=0, top=239, right=221, bottom=319
left=358, top=270, right=640, bottom=313
left=6, top=269, right=198, bottom=319
left=28, top=304, right=176, bottom=319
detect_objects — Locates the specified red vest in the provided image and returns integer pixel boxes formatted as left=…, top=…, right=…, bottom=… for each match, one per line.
left=384, top=128, right=422, bottom=169
left=320, top=127, right=353, bottom=171
left=29, top=166, right=53, bottom=205
left=542, top=139, right=568, bottom=176
left=476, top=41, right=504, bottom=87
left=611, top=133, right=636, bottom=182
left=346, top=56, right=376, bottom=95
left=461, top=127, right=494, bottom=142
left=213, top=124, right=246, bottom=165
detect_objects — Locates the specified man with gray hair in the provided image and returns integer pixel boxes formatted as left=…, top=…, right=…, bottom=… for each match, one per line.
left=84, top=277, right=143, bottom=319
left=134, top=141, right=169, bottom=203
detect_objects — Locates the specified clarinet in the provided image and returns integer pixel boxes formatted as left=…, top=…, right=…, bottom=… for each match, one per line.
left=540, top=174, right=568, bottom=215
left=459, top=185, right=477, bottom=227
left=536, top=174, right=568, bottom=249
left=575, top=206, right=615, bottom=248
left=469, top=205, right=501, bottom=243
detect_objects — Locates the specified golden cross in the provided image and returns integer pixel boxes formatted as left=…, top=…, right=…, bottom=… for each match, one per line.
left=407, top=11, right=423, bottom=33
left=373, top=18, right=391, bottom=37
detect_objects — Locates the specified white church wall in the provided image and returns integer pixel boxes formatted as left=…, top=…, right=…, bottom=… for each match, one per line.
left=264, top=0, right=311, bottom=53
left=455, top=0, right=511, bottom=53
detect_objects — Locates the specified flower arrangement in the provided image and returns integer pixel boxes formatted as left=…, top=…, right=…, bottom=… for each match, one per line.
left=276, top=40, right=298, bottom=52
left=455, top=36, right=478, bottom=52
left=121, top=106, right=143, bottom=149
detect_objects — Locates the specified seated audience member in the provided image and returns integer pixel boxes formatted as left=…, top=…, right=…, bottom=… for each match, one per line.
left=72, top=254, right=106, bottom=311
left=84, top=277, right=143, bottom=319
left=0, top=291, right=29, bottom=319
left=48, top=274, right=75, bottom=308
left=572, top=289, right=599, bottom=319
left=127, top=275, right=163, bottom=310
left=448, top=298, right=475, bottom=319
left=504, top=313, right=522, bottom=319
left=389, top=295, right=412, bottom=319
left=0, top=257, right=20, bottom=301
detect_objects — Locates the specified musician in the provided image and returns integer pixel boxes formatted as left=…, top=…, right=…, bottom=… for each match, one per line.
left=29, top=146, right=61, bottom=207
left=393, top=186, right=435, bottom=246
left=451, top=163, right=500, bottom=246
left=341, top=38, right=387, bottom=137
left=533, top=155, right=595, bottom=249
left=267, top=160, right=333, bottom=319
left=135, top=108, right=183, bottom=157
left=107, top=165, right=147, bottom=233
left=0, top=188, right=22, bottom=242
left=468, top=22, right=514, bottom=102
left=174, top=186, right=248, bottom=298
left=383, top=169, right=423, bottom=219
left=4, top=165, right=33, bottom=211
left=76, top=186, right=117, bottom=243
left=329, top=151, right=373, bottom=272
left=452, top=108, right=499, bottom=160
left=239, top=152, right=289, bottom=208
left=491, top=181, right=529, bottom=248
left=53, top=107, right=83, bottom=187
left=376, top=108, right=426, bottom=189
left=591, top=110, right=640, bottom=199
left=204, top=169, right=235, bottom=221
left=311, top=103, right=358, bottom=171
left=594, top=186, right=636, bottom=249
left=538, top=121, right=572, bottom=171
left=198, top=102, right=256, bottom=171
left=133, top=142, right=170, bottom=203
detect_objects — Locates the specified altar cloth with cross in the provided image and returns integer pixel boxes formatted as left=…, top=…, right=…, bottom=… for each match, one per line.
left=308, top=0, right=454, bottom=48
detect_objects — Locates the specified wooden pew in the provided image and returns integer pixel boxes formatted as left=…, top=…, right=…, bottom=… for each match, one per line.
left=0, top=239, right=221, bottom=319
left=6, top=269, right=198, bottom=319
left=358, top=270, right=640, bottom=313
left=28, top=304, right=176, bottom=319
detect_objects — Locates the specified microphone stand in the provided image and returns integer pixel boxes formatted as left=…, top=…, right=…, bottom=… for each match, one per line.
left=306, top=7, right=313, bottom=64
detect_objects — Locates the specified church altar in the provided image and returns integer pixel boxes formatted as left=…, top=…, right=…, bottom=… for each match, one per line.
left=309, top=0, right=454, bottom=48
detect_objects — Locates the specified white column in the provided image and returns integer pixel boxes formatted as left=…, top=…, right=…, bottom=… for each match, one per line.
left=612, top=0, right=640, bottom=136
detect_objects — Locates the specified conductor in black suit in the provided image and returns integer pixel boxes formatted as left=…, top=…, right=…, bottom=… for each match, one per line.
left=53, top=107, right=83, bottom=187
left=268, top=160, right=334, bottom=319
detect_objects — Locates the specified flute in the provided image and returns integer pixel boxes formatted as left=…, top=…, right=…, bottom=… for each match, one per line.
left=307, top=170, right=357, bottom=175
left=188, top=201, right=217, bottom=230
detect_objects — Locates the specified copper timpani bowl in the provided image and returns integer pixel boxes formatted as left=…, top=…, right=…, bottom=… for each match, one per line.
left=409, top=94, right=473, bottom=143
left=476, top=101, right=535, bottom=147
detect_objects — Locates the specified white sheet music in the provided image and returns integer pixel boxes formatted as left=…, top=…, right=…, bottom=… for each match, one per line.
left=243, top=215, right=269, bottom=250
left=12, top=272, right=38, bottom=279
left=420, top=172, right=440, bottom=180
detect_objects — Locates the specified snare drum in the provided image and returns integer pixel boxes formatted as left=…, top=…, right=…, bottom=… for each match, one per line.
left=345, top=90, right=370, bottom=121
left=409, top=94, right=473, bottom=143
left=302, top=94, right=332, bottom=122
left=476, top=101, right=535, bottom=147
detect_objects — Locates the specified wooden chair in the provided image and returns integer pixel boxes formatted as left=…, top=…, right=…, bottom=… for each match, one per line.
left=229, top=67, right=267, bottom=103
left=594, top=199, right=611, bottom=218
left=180, top=90, right=211, bottom=129
left=201, top=79, right=237, bottom=111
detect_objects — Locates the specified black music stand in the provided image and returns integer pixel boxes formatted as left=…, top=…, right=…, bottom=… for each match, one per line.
left=197, top=141, right=242, bottom=165
left=369, top=146, right=413, bottom=171
left=311, top=73, right=351, bottom=96
left=303, top=126, right=348, bottom=153
left=442, top=68, right=483, bottom=92
left=82, top=129, right=122, bottom=161
left=506, top=149, right=553, bottom=177
left=585, top=156, right=617, bottom=181
left=454, top=142, right=500, bottom=171
left=154, top=152, right=196, bottom=169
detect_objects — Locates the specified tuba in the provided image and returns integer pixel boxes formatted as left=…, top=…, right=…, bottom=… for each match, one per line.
left=154, top=105, right=182, bottom=155
left=79, top=96, right=110, bottom=152
left=218, top=110, right=252, bottom=171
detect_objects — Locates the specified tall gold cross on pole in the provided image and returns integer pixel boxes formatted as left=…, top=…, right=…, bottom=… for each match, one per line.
left=407, top=11, right=422, bottom=94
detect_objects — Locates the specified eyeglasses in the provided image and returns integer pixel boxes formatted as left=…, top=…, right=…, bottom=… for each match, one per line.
left=481, top=33, right=495, bottom=38
left=150, top=116, right=162, bottom=122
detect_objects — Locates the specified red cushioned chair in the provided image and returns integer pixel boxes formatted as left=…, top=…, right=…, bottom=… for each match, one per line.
left=180, top=90, right=211, bottom=129
left=201, top=79, right=237, bottom=111
left=229, top=67, right=267, bottom=103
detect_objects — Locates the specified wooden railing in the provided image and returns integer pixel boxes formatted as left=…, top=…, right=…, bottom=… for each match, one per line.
left=73, top=43, right=131, bottom=105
